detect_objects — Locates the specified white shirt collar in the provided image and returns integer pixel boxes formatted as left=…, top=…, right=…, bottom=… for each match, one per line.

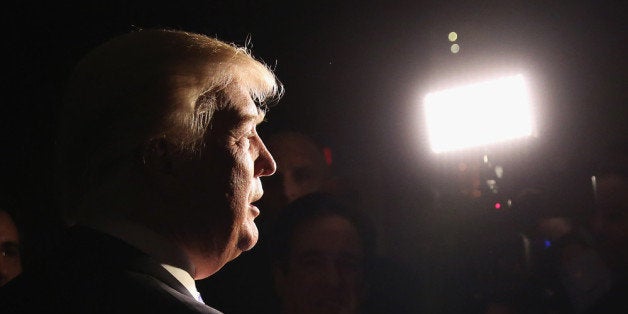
left=161, top=263, right=204, bottom=303
left=79, top=217, right=205, bottom=303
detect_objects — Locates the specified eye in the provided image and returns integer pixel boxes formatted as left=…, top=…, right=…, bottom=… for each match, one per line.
left=230, top=125, right=256, bottom=147
left=1, top=243, right=20, bottom=258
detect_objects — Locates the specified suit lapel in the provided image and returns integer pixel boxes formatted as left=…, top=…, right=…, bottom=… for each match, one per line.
left=67, top=226, right=195, bottom=299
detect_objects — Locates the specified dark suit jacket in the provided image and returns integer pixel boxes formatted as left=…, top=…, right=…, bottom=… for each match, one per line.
left=0, top=226, right=222, bottom=314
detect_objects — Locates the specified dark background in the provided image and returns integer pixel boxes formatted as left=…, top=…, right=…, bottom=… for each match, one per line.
left=4, top=1, right=627, bottom=264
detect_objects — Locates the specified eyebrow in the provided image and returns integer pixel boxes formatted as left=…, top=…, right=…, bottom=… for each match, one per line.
left=241, top=108, right=266, bottom=125
left=1, top=241, right=20, bottom=250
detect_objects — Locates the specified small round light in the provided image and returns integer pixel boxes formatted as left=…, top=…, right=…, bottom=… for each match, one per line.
left=323, top=147, right=333, bottom=165
left=450, top=44, right=460, bottom=54
left=494, top=202, right=502, bottom=209
left=448, top=32, right=458, bottom=42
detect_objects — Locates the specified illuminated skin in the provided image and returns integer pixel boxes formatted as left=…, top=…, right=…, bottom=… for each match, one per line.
left=0, top=210, right=21, bottom=286
left=171, top=83, right=276, bottom=279
left=274, top=215, right=365, bottom=314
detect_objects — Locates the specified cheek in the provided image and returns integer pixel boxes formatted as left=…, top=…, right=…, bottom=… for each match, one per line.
left=232, top=147, right=258, bottom=184
left=0, top=255, right=22, bottom=276
left=208, top=144, right=246, bottom=192
left=229, top=159, right=249, bottom=183
left=226, top=158, right=252, bottom=201
left=9, top=258, right=22, bottom=273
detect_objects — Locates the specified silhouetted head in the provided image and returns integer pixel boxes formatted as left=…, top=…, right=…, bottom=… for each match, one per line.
left=56, top=28, right=283, bottom=278
left=269, top=192, right=376, bottom=314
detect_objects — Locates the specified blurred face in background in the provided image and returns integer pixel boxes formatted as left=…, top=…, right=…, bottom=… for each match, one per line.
left=261, top=132, right=331, bottom=217
left=274, top=214, right=366, bottom=314
left=0, top=210, right=21, bottom=286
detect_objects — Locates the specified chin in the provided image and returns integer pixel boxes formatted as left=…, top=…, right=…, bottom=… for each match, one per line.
left=237, top=221, right=259, bottom=252
left=238, top=235, right=258, bottom=252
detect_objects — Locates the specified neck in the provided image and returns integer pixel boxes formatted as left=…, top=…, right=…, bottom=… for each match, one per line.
left=75, top=165, right=196, bottom=275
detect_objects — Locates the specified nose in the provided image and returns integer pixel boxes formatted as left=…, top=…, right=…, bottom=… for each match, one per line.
left=255, top=138, right=277, bottom=177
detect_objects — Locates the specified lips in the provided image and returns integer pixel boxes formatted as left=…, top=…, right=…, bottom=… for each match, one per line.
left=250, top=204, right=260, bottom=218
left=250, top=192, right=263, bottom=204
left=250, top=188, right=263, bottom=213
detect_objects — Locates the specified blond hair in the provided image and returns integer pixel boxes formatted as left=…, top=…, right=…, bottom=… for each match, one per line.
left=55, top=29, right=282, bottom=215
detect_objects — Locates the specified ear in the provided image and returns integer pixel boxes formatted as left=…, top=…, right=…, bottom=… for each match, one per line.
left=140, top=137, right=174, bottom=175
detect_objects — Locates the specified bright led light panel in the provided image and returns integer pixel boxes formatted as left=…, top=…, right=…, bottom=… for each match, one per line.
left=424, top=74, right=534, bottom=153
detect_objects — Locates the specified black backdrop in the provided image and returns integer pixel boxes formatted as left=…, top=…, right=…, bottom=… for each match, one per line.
left=5, top=1, right=627, bottom=262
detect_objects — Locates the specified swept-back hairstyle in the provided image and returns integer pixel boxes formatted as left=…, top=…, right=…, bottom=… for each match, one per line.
left=55, top=28, right=282, bottom=218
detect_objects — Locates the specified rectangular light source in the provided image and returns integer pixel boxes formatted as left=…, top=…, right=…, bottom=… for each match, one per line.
left=424, top=74, right=534, bottom=153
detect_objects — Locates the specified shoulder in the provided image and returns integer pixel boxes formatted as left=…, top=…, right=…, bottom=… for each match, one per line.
left=1, top=268, right=222, bottom=314
left=1, top=226, right=222, bottom=314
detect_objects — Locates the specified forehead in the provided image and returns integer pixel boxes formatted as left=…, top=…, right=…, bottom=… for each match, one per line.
left=226, top=84, right=265, bottom=119
left=211, top=85, right=265, bottom=130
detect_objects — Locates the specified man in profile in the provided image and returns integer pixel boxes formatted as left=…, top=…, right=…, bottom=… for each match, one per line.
left=0, top=28, right=281, bottom=314
left=198, top=130, right=341, bottom=313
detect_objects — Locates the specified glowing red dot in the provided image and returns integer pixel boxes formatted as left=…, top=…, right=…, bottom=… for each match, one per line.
left=323, top=147, right=333, bottom=166
left=494, top=202, right=502, bottom=209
